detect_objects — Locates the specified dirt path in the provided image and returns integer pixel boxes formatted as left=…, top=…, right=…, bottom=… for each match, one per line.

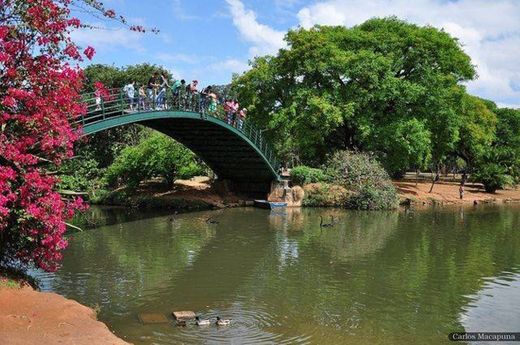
left=0, top=286, right=129, bottom=345
left=395, top=180, right=520, bottom=205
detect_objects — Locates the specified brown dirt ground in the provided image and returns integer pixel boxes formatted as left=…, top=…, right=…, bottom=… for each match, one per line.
left=0, top=286, right=129, bottom=345
left=128, top=176, right=243, bottom=208
left=395, top=180, right=520, bottom=206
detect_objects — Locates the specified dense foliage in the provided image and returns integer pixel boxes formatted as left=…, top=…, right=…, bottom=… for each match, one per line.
left=291, top=151, right=398, bottom=210
left=290, top=166, right=329, bottom=185
left=302, top=183, right=349, bottom=207
left=233, top=18, right=475, bottom=170
left=326, top=151, right=399, bottom=210
left=0, top=0, right=151, bottom=272
left=0, top=0, right=91, bottom=271
left=104, top=133, right=206, bottom=188
left=232, top=17, right=520, bottom=191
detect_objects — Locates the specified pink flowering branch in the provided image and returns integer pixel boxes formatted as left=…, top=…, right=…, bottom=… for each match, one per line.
left=0, top=0, right=153, bottom=272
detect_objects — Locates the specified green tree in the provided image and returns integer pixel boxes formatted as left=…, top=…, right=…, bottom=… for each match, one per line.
left=232, top=17, right=476, bottom=173
left=456, top=94, right=497, bottom=170
left=494, top=108, right=520, bottom=183
left=373, top=118, right=432, bottom=177
left=83, top=63, right=171, bottom=92
left=472, top=107, right=520, bottom=192
left=105, top=133, right=207, bottom=188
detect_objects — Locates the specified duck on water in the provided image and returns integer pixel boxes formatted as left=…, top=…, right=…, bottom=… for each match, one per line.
left=320, top=215, right=335, bottom=228
left=216, top=316, right=231, bottom=326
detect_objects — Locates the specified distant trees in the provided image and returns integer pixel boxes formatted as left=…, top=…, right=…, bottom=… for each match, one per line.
left=472, top=107, right=520, bottom=192
left=83, top=63, right=172, bottom=92
left=232, top=17, right=520, bottom=191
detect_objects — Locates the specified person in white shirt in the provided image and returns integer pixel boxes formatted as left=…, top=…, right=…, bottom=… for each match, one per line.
left=123, top=81, right=136, bottom=111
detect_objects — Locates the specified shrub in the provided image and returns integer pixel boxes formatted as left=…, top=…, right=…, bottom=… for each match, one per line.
left=325, top=150, right=398, bottom=210
left=290, top=166, right=329, bottom=185
left=303, top=183, right=349, bottom=207
left=58, top=157, right=105, bottom=193
left=472, top=162, right=513, bottom=193
left=104, top=133, right=207, bottom=189
left=345, top=183, right=399, bottom=210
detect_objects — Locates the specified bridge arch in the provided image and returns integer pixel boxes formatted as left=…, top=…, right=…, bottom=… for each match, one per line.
left=78, top=90, right=280, bottom=196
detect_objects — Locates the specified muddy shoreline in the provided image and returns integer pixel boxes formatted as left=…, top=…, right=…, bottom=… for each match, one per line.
left=0, top=285, right=130, bottom=345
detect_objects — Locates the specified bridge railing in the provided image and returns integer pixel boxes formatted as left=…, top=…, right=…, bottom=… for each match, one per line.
left=76, top=87, right=280, bottom=171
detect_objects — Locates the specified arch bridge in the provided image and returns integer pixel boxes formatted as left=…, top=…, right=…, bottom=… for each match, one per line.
left=77, top=88, right=280, bottom=197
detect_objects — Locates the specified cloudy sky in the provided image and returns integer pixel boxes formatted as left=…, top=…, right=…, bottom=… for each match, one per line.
left=73, top=0, right=520, bottom=108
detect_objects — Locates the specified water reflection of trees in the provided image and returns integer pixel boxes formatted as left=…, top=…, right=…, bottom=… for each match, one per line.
left=42, top=209, right=217, bottom=317
left=238, top=206, right=520, bottom=344
left=39, top=206, right=520, bottom=345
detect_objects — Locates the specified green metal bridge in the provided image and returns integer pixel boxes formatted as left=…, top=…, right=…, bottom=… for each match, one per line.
left=78, top=88, right=280, bottom=196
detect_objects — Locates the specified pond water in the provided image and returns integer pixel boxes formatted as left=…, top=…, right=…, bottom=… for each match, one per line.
left=35, top=205, right=520, bottom=344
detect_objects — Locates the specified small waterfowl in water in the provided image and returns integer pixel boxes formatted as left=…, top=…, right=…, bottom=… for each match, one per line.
left=320, top=215, right=334, bottom=228
left=215, top=316, right=231, bottom=326
left=169, top=211, right=178, bottom=222
left=176, top=319, right=187, bottom=327
left=195, top=316, right=211, bottom=326
left=206, top=217, right=219, bottom=224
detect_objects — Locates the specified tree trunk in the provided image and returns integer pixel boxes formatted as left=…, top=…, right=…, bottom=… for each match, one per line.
left=429, top=167, right=439, bottom=193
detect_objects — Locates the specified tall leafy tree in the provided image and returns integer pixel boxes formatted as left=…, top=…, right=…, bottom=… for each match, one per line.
left=472, top=107, right=520, bottom=192
left=456, top=94, right=497, bottom=169
left=233, top=17, right=476, bottom=174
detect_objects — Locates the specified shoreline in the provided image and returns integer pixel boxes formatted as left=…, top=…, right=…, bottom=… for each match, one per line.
left=0, top=285, right=129, bottom=345
left=92, top=177, right=520, bottom=211
left=395, top=180, right=520, bottom=207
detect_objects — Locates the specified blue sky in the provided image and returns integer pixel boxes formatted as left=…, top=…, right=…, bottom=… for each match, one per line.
left=72, top=0, right=520, bottom=108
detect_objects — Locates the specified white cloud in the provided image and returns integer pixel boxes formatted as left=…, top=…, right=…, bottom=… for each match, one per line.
left=208, top=59, right=250, bottom=75
left=296, top=0, right=520, bottom=107
left=225, top=0, right=286, bottom=57
left=71, top=25, right=145, bottom=53
left=156, top=52, right=201, bottom=64
left=172, top=0, right=201, bottom=21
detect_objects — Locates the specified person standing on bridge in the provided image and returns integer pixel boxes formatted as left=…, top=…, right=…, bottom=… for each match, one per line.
left=208, top=92, right=218, bottom=114
left=224, top=98, right=234, bottom=125
left=147, top=72, right=160, bottom=109
left=231, top=100, right=240, bottom=127
left=237, top=108, right=247, bottom=131
left=170, top=79, right=182, bottom=106
left=156, top=72, right=170, bottom=110
left=188, top=80, right=198, bottom=94
left=200, top=85, right=212, bottom=111
left=186, top=80, right=198, bottom=110
left=123, top=81, right=136, bottom=111
left=138, top=84, right=146, bottom=110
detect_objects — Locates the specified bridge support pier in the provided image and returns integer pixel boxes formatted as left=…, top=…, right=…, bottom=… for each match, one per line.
left=268, top=180, right=304, bottom=207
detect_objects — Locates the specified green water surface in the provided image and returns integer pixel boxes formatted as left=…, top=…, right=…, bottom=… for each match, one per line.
left=36, top=205, right=520, bottom=344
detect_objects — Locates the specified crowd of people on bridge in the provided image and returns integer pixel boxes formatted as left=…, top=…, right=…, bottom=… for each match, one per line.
left=119, top=72, right=247, bottom=130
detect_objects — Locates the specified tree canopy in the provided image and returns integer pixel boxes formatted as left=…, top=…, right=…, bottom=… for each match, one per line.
left=232, top=17, right=481, bottom=176
left=83, top=63, right=172, bottom=92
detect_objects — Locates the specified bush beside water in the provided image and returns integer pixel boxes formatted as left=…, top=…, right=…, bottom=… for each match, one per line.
left=302, top=183, right=350, bottom=207
left=290, top=166, right=330, bottom=185
left=293, top=151, right=399, bottom=210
